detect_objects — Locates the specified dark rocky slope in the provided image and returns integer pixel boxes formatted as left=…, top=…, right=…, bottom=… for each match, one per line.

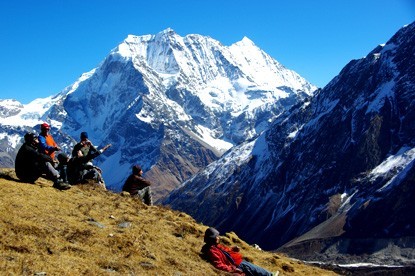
left=164, top=22, right=415, bottom=266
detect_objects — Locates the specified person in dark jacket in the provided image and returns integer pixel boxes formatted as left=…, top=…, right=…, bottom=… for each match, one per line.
left=122, top=164, right=153, bottom=205
left=67, top=143, right=111, bottom=188
left=15, top=132, right=71, bottom=190
left=201, top=227, right=276, bottom=276
left=71, top=131, right=98, bottom=157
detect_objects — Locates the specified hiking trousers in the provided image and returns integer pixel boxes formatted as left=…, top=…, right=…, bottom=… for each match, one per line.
left=134, top=186, right=153, bottom=206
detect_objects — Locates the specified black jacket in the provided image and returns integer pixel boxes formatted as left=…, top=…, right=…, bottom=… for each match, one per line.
left=15, top=142, right=53, bottom=182
left=67, top=150, right=102, bottom=184
left=122, top=174, right=152, bottom=195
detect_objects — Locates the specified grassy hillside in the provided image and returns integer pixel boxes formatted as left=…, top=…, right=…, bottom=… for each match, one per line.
left=0, top=169, right=337, bottom=275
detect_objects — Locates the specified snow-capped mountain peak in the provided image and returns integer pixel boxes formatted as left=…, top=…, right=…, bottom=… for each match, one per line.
left=0, top=29, right=316, bottom=201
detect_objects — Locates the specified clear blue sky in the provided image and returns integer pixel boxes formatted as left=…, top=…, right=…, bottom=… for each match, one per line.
left=1, top=1, right=414, bottom=104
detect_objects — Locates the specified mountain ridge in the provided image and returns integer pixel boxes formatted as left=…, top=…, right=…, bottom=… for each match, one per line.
left=163, top=22, right=415, bottom=265
left=0, top=29, right=316, bottom=200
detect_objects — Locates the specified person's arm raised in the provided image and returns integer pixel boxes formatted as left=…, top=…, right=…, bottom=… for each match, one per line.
left=100, top=144, right=112, bottom=153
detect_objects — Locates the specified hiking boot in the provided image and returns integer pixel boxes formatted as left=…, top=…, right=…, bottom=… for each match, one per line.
left=53, top=179, right=71, bottom=190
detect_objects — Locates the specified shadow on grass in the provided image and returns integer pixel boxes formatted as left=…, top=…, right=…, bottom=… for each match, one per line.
left=0, top=169, right=33, bottom=184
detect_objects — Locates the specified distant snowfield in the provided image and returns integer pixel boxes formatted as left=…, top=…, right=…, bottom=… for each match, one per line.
left=194, top=124, right=233, bottom=153
left=337, top=263, right=404, bottom=268
left=306, top=260, right=405, bottom=268
left=0, top=96, right=60, bottom=127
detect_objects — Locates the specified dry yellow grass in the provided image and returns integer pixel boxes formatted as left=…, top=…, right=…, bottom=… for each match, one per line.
left=0, top=168, right=337, bottom=275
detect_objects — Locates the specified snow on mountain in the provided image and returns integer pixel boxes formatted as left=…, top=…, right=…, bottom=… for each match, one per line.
left=112, top=29, right=315, bottom=119
left=0, top=96, right=62, bottom=127
left=0, top=95, right=70, bottom=167
left=0, top=29, right=316, bottom=200
left=0, top=99, right=23, bottom=118
left=164, top=22, right=415, bottom=266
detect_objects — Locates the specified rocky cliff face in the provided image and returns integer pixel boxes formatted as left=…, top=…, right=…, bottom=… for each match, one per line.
left=164, top=22, right=415, bottom=265
left=0, top=29, right=315, bottom=200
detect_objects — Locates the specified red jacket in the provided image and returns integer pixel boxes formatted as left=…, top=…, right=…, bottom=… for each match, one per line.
left=202, top=244, right=243, bottom=272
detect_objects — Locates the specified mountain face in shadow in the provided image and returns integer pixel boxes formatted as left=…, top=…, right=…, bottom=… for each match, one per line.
left=164, top=22, right=415, bottom=265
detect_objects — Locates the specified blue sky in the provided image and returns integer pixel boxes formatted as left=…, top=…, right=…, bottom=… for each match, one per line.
left=1, top=1, right=414, bottom=104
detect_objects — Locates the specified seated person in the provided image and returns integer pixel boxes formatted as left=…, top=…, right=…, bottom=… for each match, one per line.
left=67, top=143, right=111, bottom=188
left=15, top=132, right=71, bottom=190
left=201, top=227, right=276, bottom=276
left=122, top=164, right=153, bottom=205
left=38, top=122, right=60, bottom=162
left=72, top=131, right=97, bottom=157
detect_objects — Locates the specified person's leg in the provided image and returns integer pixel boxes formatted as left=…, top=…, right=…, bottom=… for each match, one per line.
left=136, top=187, right=153, bottom=205
left=44, top=162, right=60, bottom=179
left=143, top=187, right=153, bottom=205
left=44, top=162, right=71, bottom=190
left=238, top=260, right=273, bottom=276
left=58, top=165, right=68, bottom=183
left=94, top=169, right=106, bottom=189
left=95, top=169, right=106, bottom=187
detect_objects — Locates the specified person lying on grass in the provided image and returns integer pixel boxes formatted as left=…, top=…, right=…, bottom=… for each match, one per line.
left=201, top=227, right=278, bottom=276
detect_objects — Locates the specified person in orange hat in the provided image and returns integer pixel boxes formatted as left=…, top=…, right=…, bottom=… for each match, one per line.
left=38, top=122, right=60, bottom=162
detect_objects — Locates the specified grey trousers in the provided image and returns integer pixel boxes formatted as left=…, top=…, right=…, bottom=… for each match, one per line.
left=45, top=162, right=60, bottom=179
left=133, top=187, right=153, bottom=205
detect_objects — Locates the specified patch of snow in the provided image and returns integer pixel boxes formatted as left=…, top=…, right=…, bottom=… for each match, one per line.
left=0, top=99, right=23, bottom=107
left=135, top=112, right=153, bottom=123
left=339, top=191, right=357, bottom=212
left=288, top=129, right=299, bottom=139
left=194, top=124, right=233, bottom=153
left=372, top=147, right=413, bottom=175
left=365, top=80, right=395, bottom=114
left=371, top=146, right=415, bottom=191
left=159, top=73, right=179, bottom=89
left=306, top=260, right=405, bottom=268
left=0, top=133, right=22, bottom=148
left=306, top=99, right=339, bottom=130
left=337, top=263, right=404, bottom=268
